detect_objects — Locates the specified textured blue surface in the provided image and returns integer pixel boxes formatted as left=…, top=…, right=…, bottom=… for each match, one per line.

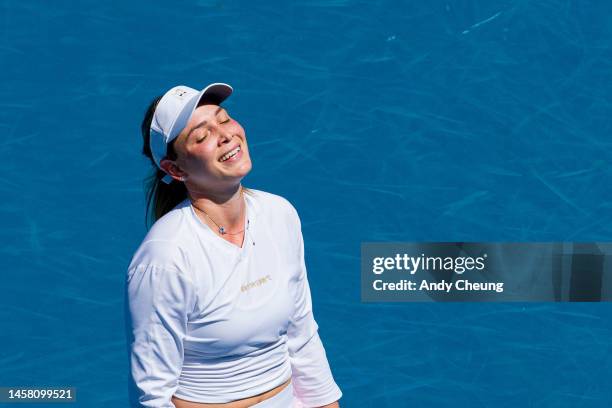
left=1, top=1, right=612, bottom=407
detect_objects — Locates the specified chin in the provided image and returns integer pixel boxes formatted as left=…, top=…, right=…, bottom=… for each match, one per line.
left=236, top=158, right=253, bottom=177
left=222, top=158, right=252, bottom=180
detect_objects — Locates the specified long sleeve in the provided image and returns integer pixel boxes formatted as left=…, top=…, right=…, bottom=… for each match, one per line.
left=287, top=211, right=342, bottom=407
left=126, top=263, right=196, bottom=408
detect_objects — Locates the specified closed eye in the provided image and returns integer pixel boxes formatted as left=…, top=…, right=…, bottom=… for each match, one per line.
left=218, top=109, right=231, bottom=124
left=196, top=130, right=210, bottom=143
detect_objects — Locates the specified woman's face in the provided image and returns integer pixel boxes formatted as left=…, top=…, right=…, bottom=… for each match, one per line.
left=166, top=103, right=252, bottom=189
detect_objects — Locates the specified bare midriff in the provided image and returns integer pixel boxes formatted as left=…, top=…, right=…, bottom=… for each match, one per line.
left=171, top=378, right=291, bottom=408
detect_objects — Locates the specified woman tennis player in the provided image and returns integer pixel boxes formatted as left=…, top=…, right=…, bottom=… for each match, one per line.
left=126, top=83, right=342, bottom=408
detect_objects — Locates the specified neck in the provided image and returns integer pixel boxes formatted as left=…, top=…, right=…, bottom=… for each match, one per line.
left=188, top=184, right=245, bottom=230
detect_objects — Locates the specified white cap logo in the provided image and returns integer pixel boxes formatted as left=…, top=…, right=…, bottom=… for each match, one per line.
left=173, top=88, right=189, bottom=99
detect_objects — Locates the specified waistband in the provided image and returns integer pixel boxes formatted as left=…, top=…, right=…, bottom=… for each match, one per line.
left=252, top=383, right=296, bottom=407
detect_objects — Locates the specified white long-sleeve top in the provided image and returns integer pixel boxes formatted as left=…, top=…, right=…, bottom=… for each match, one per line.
left=125, top=189, right=342, bottom=407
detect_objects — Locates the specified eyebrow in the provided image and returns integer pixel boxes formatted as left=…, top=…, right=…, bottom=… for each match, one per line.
left=185, top=106, right=224, bottom=141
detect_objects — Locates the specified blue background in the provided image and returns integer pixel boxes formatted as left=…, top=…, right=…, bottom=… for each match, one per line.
left=2, top=0, right=611, bottom=406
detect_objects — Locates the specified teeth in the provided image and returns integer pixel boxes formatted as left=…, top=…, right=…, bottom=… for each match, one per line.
left=220, top=146, right=240, bottom=162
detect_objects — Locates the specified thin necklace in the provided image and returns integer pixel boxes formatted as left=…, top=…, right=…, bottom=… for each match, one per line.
left=191, top=193, right=248, bottom=236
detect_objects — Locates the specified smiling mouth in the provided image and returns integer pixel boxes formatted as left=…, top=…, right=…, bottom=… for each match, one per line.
left=219, top=146, right=241, bottom=162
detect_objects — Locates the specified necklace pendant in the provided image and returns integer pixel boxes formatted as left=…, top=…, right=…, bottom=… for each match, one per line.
left=219, top=226, right=226, bottom=235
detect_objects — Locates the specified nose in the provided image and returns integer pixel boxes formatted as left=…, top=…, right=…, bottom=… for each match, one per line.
left=217, top=129, right=232, bottom=145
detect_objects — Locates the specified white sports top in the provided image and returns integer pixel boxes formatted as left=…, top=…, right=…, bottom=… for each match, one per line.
left=126, top=189, right=342, bottom=407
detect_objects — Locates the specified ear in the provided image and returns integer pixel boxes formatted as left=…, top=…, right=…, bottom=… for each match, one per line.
left=160, top=158, right=187, bottom=182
